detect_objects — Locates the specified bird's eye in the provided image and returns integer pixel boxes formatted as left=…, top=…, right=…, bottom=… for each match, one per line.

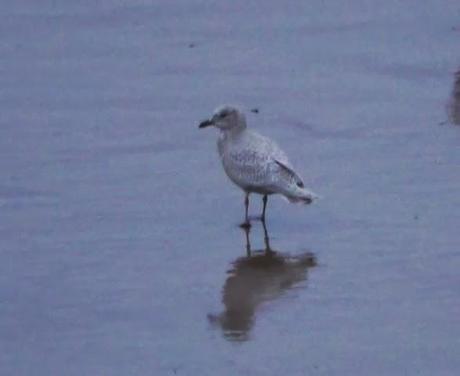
left=219, top=111, right=228, bottom=118
left=297, top=181, right=304, bottom=188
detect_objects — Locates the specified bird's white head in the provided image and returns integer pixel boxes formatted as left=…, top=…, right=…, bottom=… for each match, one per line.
left=199, top=105, right=247, bottom=132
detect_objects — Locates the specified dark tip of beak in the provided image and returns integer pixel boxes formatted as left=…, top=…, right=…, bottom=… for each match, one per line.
left=199, top=119, right=213, bottom=128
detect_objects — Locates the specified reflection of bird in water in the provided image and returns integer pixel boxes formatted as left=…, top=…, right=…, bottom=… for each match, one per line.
left=449, top=68, right=460, bottom=125
left=208, top=222, right=316, bottom=342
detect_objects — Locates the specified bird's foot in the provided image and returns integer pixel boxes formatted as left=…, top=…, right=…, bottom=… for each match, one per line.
left=239, top=221, right=251, bottom=229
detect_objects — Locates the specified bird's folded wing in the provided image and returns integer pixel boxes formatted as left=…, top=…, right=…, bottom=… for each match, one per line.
left=274, top=159, right=304, bottom=188
left=225, top=148, right=274, bottom=186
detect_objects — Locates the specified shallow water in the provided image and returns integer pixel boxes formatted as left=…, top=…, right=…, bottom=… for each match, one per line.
left=1, top=1, right=460, bottom=375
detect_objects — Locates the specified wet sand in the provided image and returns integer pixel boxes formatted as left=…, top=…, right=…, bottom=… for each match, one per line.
left=1, top=1, right=459, bottom=375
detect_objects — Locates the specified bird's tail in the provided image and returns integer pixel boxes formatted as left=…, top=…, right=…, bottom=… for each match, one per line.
left=286, top=187, right=320, bottom=205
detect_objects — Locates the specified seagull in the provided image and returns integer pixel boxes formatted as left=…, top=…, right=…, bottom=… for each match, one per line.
left=199, top=105, right=318, bottom=227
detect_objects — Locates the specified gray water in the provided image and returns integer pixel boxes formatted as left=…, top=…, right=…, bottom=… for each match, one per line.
left=1, top=1, right=460, bottom=375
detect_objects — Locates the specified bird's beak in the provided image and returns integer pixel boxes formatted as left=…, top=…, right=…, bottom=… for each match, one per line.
left=199, top=119, right=214, bottom=128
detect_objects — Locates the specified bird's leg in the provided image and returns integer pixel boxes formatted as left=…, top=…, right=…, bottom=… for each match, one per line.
left=239, top=193, right=251, bottom=228
left=261, top=195, right=268, bottom=222
left=262, top=218, right=272, bottom=253
left=244, top=225, right=251, bottom=256
left=245, top=193, right=250, bottom=223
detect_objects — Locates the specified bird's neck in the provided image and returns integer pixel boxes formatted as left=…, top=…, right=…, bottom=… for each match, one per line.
left=237, top=113, right=248, bottom=131
left=221, top=124, right=246, bottom=140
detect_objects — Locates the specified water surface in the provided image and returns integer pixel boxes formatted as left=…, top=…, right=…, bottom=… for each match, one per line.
left=1, top=1, right=460, bottom=375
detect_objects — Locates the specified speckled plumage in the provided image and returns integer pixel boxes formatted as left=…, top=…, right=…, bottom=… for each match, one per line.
left=218, top=129, right=298, bottom=197
left=199, top=105, right=317, bottom=224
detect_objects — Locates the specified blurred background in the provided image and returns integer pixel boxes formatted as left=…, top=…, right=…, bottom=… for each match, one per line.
left=1, top=1, right=459, bottom=375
